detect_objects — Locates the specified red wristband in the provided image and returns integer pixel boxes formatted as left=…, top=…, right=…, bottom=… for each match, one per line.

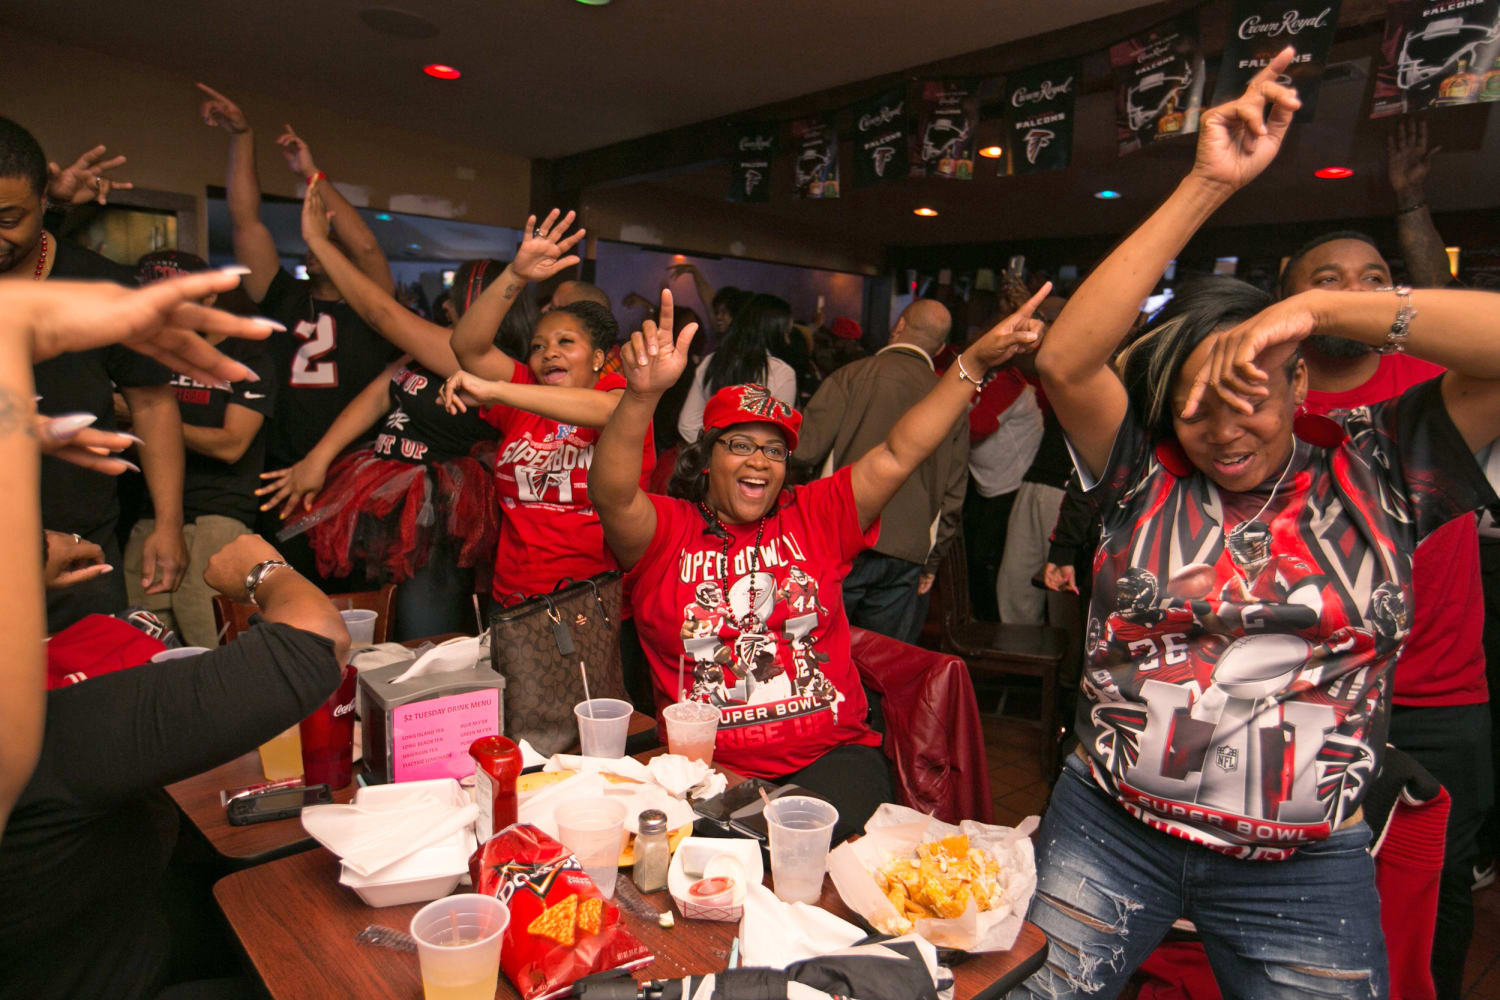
left=307, top=171, right=326, bottom=185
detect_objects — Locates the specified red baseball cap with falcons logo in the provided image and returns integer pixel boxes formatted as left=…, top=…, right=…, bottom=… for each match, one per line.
left=702, top=383, right=802, bottom=451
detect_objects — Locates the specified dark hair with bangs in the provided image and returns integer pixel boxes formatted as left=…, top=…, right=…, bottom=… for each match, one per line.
left=667, top=427, right=726, bottom=503
left=1116, top=276, right=1280, bottom=441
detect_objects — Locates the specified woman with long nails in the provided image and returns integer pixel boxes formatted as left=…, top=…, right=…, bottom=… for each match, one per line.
left=588, top=285, right=1048, bottom=841
left=1010, top=50, right=1500, bottom=997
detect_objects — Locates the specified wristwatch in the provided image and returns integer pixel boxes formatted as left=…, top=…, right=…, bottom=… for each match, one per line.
left=244, top=559, right=292, bottom=605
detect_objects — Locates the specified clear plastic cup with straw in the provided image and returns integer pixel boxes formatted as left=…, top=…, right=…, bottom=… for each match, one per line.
left=410, top=893, right=509, bottom=1000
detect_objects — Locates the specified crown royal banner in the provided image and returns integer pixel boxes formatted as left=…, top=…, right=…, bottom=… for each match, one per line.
left=1001, top=60, right=1079, bottom=174
left=790, top=114, right=840, bottom=198
left=911, top=78, right=982, bottom=179
left=1371, top=0, right=1500, bottom=117
left=728, top=123, right=777, bottom=203
left=850, top=87, right=910, bottom=188
left=1110, top=12, right=1207, bottom=154
left=1213, top=0, right=1343, bottom=121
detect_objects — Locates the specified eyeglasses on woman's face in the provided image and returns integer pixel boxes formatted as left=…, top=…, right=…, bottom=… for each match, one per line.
left=715, top=435, right=788, bottom=462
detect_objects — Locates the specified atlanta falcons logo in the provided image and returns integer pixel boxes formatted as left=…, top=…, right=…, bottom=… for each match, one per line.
left=740, top=384, right=794, bottom=420
left=1024, top=128, right=1056, bottom=164
left=744, top=169, right=763, bottom=196
left=384, top=405, right=411, bottom=431
left=795, top=148, right=830, bottom=187
left=872, top=146, right=895, bottom=177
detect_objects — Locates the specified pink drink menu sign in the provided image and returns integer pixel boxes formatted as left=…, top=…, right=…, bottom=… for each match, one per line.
left=391, top=689, right=501, bottom=782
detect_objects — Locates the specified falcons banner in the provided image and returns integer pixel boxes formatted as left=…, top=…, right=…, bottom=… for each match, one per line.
left=1110, top=12, right=1207, bottom=154
left=850, top=87, right=909, bottom=188
left=1001, top=59, right=1078, bottom=175
left=1370, top=0, right=1500, bottom=117
left=728, top=123, right=776, bottom=203
left=911, top=78, right=981, bottom=179
left=790, top=115, right=840, bottom=199
left=1213, top=0, right=1343, bottom=121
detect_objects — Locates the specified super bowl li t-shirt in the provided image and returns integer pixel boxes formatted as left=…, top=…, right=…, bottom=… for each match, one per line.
left=1074, top=380, right=1492, bottom=860
left=480, top=365, right=653, bottom=602
left=626, top=467, right=883, bottom=779
left=258, top=268, right=400, bottom=468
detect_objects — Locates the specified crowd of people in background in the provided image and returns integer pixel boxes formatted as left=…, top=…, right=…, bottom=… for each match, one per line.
left=3, top=54, right=1500, bottom=1000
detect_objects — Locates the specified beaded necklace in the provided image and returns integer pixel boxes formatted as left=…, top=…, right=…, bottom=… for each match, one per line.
left=698, top=501, right=768, bottom=631
left=32, top=231, right=48, bottom=280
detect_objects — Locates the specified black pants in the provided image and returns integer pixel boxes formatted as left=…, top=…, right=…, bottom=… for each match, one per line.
left=779, top=743, right=894, bottom=845
left=1389, top=702, right=1493, bottom=1000
left=391, top=548, right=477, bottom=641
left=962, top=482, right=1017, bottom=622
left=842, top=551, right=924, bottom=646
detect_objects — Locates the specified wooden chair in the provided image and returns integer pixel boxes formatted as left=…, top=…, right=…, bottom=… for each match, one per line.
left=211, top=584, right=397, bottom=645
left=935, top=527, right=1068, bottom=778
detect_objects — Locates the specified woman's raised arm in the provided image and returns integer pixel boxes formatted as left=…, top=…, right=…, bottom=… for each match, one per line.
left=1036, top=47, right=1301, bottom=479
left=590, top=290, right=698, bottom=569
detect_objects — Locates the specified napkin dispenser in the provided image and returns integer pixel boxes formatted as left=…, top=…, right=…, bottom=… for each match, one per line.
left=360, top=635, right=505, bottom=784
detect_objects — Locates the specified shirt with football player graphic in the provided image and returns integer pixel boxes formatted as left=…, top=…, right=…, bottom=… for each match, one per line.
left=480, top=365, right=654, bottom=603
left=1074, top=380, right=1493, bottom=859
left=627, top=467, right=883, bottom=779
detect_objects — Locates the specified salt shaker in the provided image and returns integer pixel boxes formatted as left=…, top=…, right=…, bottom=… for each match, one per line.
left=632, top=809, right=670, bottom=893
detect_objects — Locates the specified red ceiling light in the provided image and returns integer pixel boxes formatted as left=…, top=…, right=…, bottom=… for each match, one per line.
left=979, top=146, right=1003, bottom=159
left=423, top=64, right=462, bottom=80
left=913, top=207, right=939, bottom=217
left=1314, top=166, right=1354, bottom=179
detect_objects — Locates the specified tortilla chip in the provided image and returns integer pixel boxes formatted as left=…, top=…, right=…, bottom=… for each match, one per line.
left=527, top=893, right=578, bottom=946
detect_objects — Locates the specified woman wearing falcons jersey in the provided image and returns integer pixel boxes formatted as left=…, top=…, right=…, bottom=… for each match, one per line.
left=1013, top=48, right=1500, bottom=998
left=589, top=285, right=1048, bottom=842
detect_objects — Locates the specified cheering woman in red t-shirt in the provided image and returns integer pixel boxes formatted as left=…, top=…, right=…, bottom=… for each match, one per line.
left=441, top=210, right=653, bottom=604
left=589, top=288, right=1047, bottom=839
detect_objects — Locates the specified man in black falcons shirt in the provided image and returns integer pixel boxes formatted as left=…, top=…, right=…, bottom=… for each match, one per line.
left=197, top=84, right=397, bottom=583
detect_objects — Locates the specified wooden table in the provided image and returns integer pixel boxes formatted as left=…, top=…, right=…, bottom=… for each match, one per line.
left=167, top=711, right=660, bottom=865
left=216, top=846, right=1048, bottom=1000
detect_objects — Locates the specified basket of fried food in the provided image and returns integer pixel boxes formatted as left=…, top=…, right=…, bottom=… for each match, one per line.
left=827, top=803, right=1038, bottom=952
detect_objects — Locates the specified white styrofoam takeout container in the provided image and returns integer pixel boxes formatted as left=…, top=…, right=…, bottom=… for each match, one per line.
left=321, top=778, right=476, bottom=907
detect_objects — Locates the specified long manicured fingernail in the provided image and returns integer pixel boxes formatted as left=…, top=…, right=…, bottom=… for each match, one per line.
left=251, top=316, right=285, bottom=332
left=118, top=459, right=141, bottom=473
left=221, top=265, right=252, bottom=277
left=117, top=432, right=145, bottom=446
left=49, top=412, right=98, bottom=439
left=96, top=564, right=114, bottom=574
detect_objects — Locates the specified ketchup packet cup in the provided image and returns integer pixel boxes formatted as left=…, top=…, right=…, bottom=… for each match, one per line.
left=469, top=824, right=652, bottom=1000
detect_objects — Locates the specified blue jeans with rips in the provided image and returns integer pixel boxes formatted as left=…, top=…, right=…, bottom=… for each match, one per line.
left=1008, top=755, right=1388, bottom=999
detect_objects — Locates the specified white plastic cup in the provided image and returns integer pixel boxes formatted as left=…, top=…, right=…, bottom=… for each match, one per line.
left=662, top=701, right=719, bottom=765
left=573, top=698, right=632, bottom=758
left=553, top=797, right=627, bottom=899
left=409, top=893, right=509, bottom=1000
left=340, top=609, right=378, bottom=646
left=150, top=646, right=212, bottom=663
left=765, top=795, right=839, bottom=904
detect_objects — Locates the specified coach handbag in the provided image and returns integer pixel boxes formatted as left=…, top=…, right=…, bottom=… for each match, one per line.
left=487, top=572, right=628, bottom=755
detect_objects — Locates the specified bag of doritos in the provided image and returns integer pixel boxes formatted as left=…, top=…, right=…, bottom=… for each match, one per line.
left=469, top=824, right=653, bottom=1000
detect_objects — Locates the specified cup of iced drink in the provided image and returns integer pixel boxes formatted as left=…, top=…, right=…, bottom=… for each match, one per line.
left=662, top=701, right=719, bottom=765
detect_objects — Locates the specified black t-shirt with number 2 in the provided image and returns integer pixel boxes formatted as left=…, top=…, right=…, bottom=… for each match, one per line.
left=257, top=268, right=400, bottom=469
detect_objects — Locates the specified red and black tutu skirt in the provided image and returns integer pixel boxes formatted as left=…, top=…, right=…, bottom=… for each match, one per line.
left=278, top=443, right=498, bottom=587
